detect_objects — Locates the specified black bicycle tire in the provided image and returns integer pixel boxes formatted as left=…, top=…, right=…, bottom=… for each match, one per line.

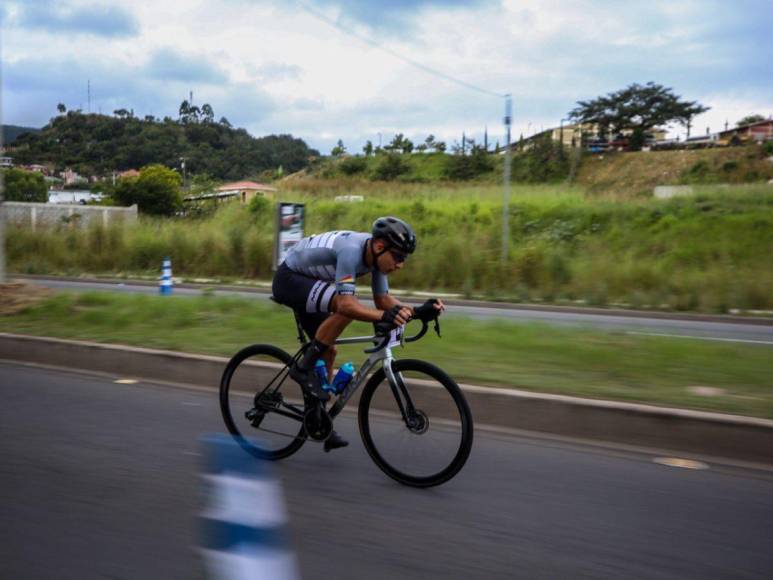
left=358, top=359, right=474, bottom=488
left=220, top=343, right=307, bottom=460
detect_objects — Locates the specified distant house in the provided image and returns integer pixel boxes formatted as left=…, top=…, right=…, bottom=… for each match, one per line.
left=215, top=181, right=277, bottom=204
left=118, top=169, right=140, bottom=179
left=0, top=156, right=13, bottom=168
left=718, top=119, right=773, bottom=145
left=507, top=123, right=667, bottom=152
left=26, top=164, right=50, bottom=174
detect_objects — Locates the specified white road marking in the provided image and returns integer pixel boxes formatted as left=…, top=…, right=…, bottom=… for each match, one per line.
left=114, top=378, right=138, bottom=384
left=653, top=457, right=709, bottom=470
left=626, top=331, right=773, bottom=345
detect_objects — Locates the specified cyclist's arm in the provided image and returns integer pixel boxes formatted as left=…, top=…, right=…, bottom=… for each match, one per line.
left=373, top=293, right=403, bottom=311
left=333, top=294, right=387, bottom=322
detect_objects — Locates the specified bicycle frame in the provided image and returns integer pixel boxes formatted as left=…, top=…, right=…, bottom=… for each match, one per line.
left=282, top=330, right=418, bottom=426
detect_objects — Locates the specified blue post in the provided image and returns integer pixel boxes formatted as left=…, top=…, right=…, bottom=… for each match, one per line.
left=160, top=256, right=173, bottom=295
left=199, top=434, right=301, bottom=580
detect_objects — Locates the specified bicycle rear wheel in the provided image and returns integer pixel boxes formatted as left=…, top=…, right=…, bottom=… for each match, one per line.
left=358, top=359, right=473, bottom=487
left=220, top=344, right=307, bottom=460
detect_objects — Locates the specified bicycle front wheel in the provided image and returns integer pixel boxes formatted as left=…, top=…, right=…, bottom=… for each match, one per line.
left=358, top=359, right=473, bottom=488
left=220, top=344, right=307, bottom=460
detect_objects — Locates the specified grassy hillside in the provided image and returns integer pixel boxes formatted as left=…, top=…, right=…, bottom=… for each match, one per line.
left=8, top=182, right=773, bottom=313
left=576, top=145, right=773, bottom=195
left=297, top=143, right=771, bottom=197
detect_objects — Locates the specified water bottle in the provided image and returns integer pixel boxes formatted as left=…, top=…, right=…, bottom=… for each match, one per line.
left=331, top=362, right=355, bottom=395
left=314, top=359, right=331, bottom=391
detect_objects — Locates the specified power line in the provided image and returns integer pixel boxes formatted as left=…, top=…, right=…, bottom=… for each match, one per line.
left=296, top=0, right=504, bottom=99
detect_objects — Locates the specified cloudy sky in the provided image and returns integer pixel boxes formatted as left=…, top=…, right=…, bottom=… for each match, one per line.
left=2, top=0, right=771, bottom=153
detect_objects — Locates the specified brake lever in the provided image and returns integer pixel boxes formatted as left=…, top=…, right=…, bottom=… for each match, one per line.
left=433, top=318, right=441, bottom=338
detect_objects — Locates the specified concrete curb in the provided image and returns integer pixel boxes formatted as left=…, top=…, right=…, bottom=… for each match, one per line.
left=2, top=332, right=772, bottom=465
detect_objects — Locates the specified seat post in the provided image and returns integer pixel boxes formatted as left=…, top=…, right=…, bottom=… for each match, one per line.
left=293, top=311, right=308, bottom=345
left=270, top=295, right=308, bottom=345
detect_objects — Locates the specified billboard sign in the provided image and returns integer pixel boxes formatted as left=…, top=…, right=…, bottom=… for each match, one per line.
left=274, top=202, right=305, bottom=269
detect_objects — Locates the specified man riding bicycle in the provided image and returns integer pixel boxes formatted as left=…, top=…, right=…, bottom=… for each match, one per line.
left=272, top=216, right=444, bottom=451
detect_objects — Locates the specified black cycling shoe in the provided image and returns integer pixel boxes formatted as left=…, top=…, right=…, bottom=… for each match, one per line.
left=289, top=363, right=330, bottom=402
left=324, top=430, right=349, bottom=452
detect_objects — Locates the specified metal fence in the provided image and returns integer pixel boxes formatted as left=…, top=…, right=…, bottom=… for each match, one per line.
left=2, top=202, right=138, bottom=230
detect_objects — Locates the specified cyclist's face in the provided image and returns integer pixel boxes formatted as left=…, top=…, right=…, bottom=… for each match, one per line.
left=374, top=241, right=405, bottom=273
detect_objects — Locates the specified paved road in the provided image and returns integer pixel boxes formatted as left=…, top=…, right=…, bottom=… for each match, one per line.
left=22, top=277, right=773, bottom=344
left=2, top=361, right=772, bottom=579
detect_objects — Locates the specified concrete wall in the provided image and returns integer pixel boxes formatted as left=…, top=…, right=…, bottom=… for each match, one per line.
left=3, top=202, right=137, bottom=230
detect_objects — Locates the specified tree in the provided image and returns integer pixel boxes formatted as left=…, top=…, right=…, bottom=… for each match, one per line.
left=201, top=103, right=214, bottom=124
left=569, top=82, right=709, bottom=150
left=57, top=103, right=67, bottom=114
left=363, top=140, right=374, bottom=156
left=178, top=100, right=191, bottom=123
left=385, top=133, right=413, bottom=154
left=113, top=164, right=182, bottom=215
left=2, top=168, right=48, bottom=202
left=737, top=114, right=766, bottom=127
left=331, top=139, right=346, bottom=157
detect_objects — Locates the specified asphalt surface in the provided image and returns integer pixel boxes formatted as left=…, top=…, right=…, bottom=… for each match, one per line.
left=21, top=277, right=773, bottom=344
left=2, top=361, right=773, bottom=579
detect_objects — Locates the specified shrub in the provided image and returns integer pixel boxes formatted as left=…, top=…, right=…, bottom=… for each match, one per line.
left=339, top=156, right=368, bottom=176
left=2, top=168, right=48, bottom=202
left=510, top=135, right=570, bottom=182
left=444, top=146, right=494, bottom=180
left=371, top=154, right=409, bottom=181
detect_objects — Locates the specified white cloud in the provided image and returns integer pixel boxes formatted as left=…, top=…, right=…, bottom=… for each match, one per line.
left=1, top=0, right=770, bottom=152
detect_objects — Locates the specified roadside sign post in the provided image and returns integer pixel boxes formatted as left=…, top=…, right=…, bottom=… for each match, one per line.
left=502, top=94, right=512, bottom=265
left=274, top=203, right=305, bottom=270
left=0, top=175, right=5, bottom=283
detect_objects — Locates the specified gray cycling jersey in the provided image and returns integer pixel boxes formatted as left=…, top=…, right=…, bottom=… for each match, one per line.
left=283, top=231, right=389, bottom=296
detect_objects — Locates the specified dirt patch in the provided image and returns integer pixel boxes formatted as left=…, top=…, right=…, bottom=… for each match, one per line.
left=0, top=281, right=53, bottom=315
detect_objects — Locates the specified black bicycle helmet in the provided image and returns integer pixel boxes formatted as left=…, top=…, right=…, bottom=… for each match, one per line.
left=371, top=216, right=417, bottom=254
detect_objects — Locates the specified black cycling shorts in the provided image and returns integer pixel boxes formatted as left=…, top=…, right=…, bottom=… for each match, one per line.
left=272, top=263, right=336, bottom=339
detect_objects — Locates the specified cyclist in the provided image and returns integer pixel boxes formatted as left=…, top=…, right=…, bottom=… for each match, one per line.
left=272, top=216, right=444, bottom=451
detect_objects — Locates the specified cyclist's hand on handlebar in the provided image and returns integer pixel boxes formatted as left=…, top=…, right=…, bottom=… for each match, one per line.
left=413, top=298, right=445, bottom=322
left=381, top=304, right=413, bottom=327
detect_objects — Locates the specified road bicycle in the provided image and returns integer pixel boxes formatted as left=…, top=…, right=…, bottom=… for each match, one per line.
left=219, top=307, right=474, bottom=488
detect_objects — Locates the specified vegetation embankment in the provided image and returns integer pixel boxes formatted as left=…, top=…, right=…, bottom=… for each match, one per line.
left=2, top=291, right=771, bottom=419
left=8, top=183, right=773, bottom=313
left=576, top=144, right=773, bottom=195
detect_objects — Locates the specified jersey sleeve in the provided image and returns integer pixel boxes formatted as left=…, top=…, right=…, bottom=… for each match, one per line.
left=371, top=270, right=389, bottom=296
left=335, top=246, right=360, bottom=295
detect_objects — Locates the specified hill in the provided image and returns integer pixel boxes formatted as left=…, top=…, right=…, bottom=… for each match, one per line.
left=292, top=142, right=772, bottom=195
left=6, top=111, right=318, bottom=180
left=1, top=124, right=40, bottom=145
left=576, top=145, right=773, bottom=195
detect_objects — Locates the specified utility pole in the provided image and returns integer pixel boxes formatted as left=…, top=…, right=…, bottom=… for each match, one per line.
left=87, top=79, right=91, bottom=113
left=502, top=94, right=512, bottom=265
left=0, top=177, right=5, bottom=284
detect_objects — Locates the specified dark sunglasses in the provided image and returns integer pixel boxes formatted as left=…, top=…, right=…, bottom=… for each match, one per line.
left=388, top=249, right=408, bottom=263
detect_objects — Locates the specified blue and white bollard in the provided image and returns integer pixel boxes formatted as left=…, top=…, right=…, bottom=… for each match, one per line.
left=159, top=257, right=173, bottom=295
left=199, top=434, right=301, bottom=580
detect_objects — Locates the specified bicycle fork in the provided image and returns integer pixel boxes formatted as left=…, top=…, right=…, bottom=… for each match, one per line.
left=384, top=360, right=423, bottom=431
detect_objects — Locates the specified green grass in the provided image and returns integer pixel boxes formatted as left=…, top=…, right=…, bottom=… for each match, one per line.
left=3, top=291, right=772, bottom=419
left=8, top=182, right=773, bottom=312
